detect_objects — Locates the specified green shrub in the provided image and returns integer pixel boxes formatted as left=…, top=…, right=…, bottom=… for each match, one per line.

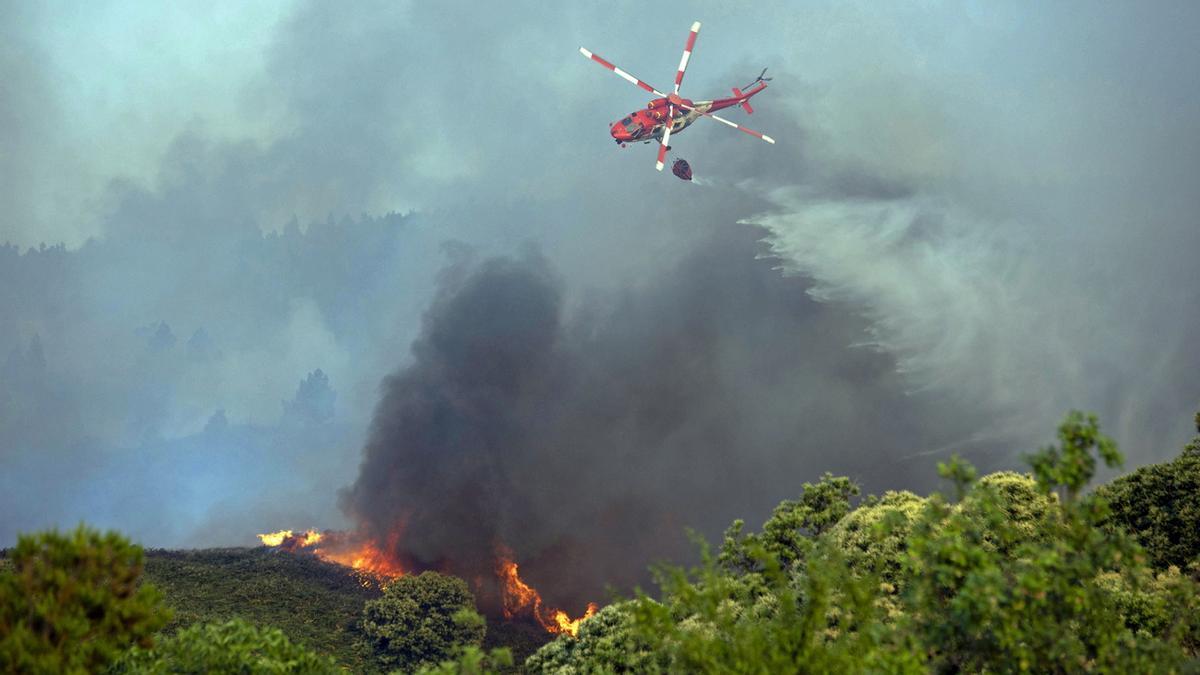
left=719, top=473, right=858, bottom=575
left=899, top=412, right=1192, bottom=672
left=624, top=538, right=920, bottom=674
left=140, top=547, right=379, bottom=669
left=828, top=490, right=925, bottom=587
left=359, top=571, right=486, bottom=672
left=1096, top=431, right=1200, bottom=570
left=0, top=525, right=170, bottom=674
left=571, top=412, right=1200, bottom=673
left=408, top=610, right=513, bottom=675
left=526, top=601, right=663, bottom=674
left=954, top=471, right=1057, bottom=557
left=112, top=618, right=337, bottom=674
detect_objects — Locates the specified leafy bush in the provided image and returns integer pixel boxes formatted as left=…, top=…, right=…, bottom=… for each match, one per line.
left=828, top=489, right=924, bottom=587
left=405, top=610, right=513, bottom=675
left=359, top=571, right=486, bottom=672
left=141, top=547, right=378, bottom=669
left=413, top=646, right=512, bottom=675
left=112, top=618, right=337, bottom=674
left=1025, top=410, right=1122, bottom=502
left=895, top=413, right=1196, bottom=671
left=0, top=525, right=170, bottom=674
left=719, top=473, right=858, bottom=575
left=1096, top=429, right=1200, bottom=570
left=529, top=412, right=1200, bottom=673
left=526, top=601, right=663, bottom=674
left=956, top=471, right=1056, bottom=551
left=628, top=538, right=919, bottom=673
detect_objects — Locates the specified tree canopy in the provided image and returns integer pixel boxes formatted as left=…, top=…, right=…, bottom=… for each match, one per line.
left=111, top=618, right=337, bottom=674
left=1096, top=430, right=1200, bottom=571
left=5, top=411, right=1199, bottom=673
left=0, top=526, right=170, bottom=674
left=529, top=411, right=1200, bottom=673
left=358, top=571, right=487, bottom=672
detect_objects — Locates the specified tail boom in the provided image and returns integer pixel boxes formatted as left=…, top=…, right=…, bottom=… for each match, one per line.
left=709, top=79, right=767, bottom=114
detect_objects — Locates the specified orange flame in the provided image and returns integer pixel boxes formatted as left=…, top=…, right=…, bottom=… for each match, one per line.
left=257, top=529, right=293, bottom=547
left=496, top=557, right=541, bottom=619
left=256, top=529, right=324, bottom=549
left=314, top=539, right=405, bottom=578
left=495, top=549, right=597, bottom=637
left=552, top=604, right=600, bottom=636
left=259, top=530, right=596, bottom=635
left=257, top=529, right=404, bottom=580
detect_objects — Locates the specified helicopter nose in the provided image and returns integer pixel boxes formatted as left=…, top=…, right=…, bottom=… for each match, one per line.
left=610, top=122, right=626, bottom=140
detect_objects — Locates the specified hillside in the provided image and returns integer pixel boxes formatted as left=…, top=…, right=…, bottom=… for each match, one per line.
left=142, top=547, right=379, bottom=670
left=5, top=412, right=1197, bottom=672
left=140, top=547, right=550, bottom=671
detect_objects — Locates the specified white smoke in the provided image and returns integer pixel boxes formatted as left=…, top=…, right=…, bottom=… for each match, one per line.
left=751, top=188, right=1199, bottom=464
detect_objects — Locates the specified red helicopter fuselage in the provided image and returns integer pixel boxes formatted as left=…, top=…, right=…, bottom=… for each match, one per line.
left=610, top=80, right=768, bottom=145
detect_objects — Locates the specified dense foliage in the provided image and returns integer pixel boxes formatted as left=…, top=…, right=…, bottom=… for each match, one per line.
left=359, top=571, right=487, bottom=673
left=1096, top=431, right=1200, bottom=571
left=140, top=547, right=546, bottom=672
left=111, top=618, right=337, bottom=674
left=140, top=546, right=381, bottom=669
left=4, top=411, right=1199, bottom=673
left=529, top=411, right=1200, bottom=673
left=525, top=602, right=663, bottom=673
left=0, top=526, right=170, bottom=674
left=411, top=612, right=514, bottom=675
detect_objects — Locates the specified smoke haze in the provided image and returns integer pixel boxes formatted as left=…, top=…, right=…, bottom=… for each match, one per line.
left=2, top=1, right=1198, bottom=609
left=342, top=228, right=989, bottom=609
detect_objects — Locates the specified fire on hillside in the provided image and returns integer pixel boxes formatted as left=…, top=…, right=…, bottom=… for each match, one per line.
left=257, top=528, right=596, bottom=636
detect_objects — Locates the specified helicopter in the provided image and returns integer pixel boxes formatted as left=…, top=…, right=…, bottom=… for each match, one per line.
left=579, top=21, right=775, bottom=177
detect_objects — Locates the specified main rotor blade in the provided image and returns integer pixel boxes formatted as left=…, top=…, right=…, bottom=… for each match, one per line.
left=673, top=21, right=701, bottom=95
left=656, top=105, right=676, bottom=171
left=579, top=47, right=667, bottom=97
left=679, top=103, right=776, bottom=144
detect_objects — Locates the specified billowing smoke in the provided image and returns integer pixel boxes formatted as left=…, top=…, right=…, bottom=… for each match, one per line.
left=3, top=2, right=1197, bottom=584
left=340, top=226, right=987, bottom=612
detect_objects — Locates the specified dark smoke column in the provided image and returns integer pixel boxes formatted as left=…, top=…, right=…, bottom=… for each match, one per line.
left=339, top=227, right=980, bottom=616
left=339, top=249, right=566, bottom=612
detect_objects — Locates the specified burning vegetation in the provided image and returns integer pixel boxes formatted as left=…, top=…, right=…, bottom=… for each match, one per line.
left=256, top=529, right=323, bottom=549
left=253, top=242, right=825, bottom=645
left=256, top=529, right=407, bottom=588
left=256, top=529, right=595, bottom=636
left=494, top=547, right=599, bottom=635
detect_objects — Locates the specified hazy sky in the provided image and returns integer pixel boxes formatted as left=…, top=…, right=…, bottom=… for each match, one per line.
left=2, top=0, right=1198, bottom=578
